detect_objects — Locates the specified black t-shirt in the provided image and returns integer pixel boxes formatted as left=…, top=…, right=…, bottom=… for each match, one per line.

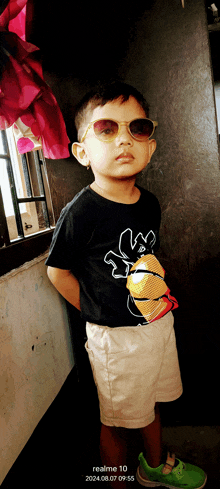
left=45, top=185, right=161, bottom=326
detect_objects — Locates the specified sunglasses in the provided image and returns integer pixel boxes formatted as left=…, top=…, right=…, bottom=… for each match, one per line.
left=80, top=118, right=158, bottom=143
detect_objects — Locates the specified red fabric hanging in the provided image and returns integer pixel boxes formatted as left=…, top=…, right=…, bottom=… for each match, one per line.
left=0, top=0, right=70, bottom=159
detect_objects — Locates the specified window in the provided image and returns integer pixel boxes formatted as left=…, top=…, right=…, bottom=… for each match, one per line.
left=0, top=127, right=55, bottom=248
left=0, top=128, right=55, bottom=277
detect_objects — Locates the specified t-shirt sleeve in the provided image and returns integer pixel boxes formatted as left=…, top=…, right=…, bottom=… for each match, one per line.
left=45, top=204, right=85, bottom=271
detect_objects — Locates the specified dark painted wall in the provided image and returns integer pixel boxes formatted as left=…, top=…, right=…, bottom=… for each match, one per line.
left=121, top=1, right=220, bottom=423
left=123, top=2, right=220, bottom=337
left=30, top=0, right=220, bottom=423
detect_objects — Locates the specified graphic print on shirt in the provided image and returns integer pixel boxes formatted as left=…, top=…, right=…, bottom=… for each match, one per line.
left=104, top=228, right=178, bottom=324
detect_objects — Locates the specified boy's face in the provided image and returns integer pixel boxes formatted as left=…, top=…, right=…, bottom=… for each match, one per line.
left=72, top=96, right=156, bottom=182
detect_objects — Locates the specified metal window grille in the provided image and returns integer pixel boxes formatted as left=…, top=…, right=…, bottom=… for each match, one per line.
left=0, top=129, right=54, bottom=248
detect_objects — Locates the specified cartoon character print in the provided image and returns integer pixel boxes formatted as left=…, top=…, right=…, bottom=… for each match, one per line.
left=104, top=228, right=178, bottom=323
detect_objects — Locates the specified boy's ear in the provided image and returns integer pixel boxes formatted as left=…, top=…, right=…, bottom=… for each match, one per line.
left=71, top=142, right=90, bottom=167
left=148, top=139, right=157, bottom=160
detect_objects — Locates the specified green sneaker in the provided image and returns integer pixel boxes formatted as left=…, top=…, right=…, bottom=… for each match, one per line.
left=136, top=451, right=207, bottom=488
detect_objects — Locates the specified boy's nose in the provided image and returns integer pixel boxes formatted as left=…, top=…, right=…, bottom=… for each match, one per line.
left=115, top=125, right=133, bottom=145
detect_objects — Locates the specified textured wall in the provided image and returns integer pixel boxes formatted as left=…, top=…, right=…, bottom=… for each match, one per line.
left=122, top=1, right=220, bottom=275
left=0, top=256, right=74, bottom=484
left=119, top=1, right=220, bottom=361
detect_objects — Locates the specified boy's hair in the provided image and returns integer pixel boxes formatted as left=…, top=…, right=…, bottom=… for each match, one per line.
left=74, top=81, right=150, bottom=142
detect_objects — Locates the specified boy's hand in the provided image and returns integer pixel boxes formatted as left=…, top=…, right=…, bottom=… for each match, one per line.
left=47, top=266, right=81, bottom=310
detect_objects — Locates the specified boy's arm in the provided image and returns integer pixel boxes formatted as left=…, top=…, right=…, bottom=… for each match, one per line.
left=47, top=266, right=81, bottom=311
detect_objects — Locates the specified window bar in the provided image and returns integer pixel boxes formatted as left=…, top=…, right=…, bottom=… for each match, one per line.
left=33, top=150, right=45, bottom=195
left=0, top=130, right=8, bottom=154
left=0, top=185, right=10, bottom=247
left=5, top=156, right=24, bottom=238
left=21, top=153, right=32, bottom=197
left=33, top=151, right=50, bottom=228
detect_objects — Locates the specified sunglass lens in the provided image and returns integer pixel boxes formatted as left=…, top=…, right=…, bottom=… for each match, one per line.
left=93, top=120, right=118, bottom=140
left=130, top=119, right=153, bottom=140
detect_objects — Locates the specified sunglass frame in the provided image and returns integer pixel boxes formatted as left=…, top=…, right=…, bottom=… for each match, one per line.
left=80, top=118, right=158, bottom=143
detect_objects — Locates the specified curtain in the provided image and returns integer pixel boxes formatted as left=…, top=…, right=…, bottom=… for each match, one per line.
left=0, top=0, right=70, bottom=159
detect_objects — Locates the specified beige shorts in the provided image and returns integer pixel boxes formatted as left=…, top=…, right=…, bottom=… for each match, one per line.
left=85, top=311, right=183, bottom=429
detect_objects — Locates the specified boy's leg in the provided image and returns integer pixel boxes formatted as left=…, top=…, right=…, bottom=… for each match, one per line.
left=100, top=423, right=127, bottom=488
left=99, top=404, right=161, bottom=488
left=139, top=402, right=162, bottom=468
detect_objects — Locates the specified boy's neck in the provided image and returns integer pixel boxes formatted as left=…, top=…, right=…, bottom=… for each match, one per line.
left=90, top=179, right=141, bottom=204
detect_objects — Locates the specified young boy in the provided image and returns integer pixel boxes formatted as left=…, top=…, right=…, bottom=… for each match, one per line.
left=45, top=82, right=207, bottom=489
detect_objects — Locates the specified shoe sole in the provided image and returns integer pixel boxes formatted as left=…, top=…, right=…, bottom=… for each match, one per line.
left=136, top=466, right=208, bottom=489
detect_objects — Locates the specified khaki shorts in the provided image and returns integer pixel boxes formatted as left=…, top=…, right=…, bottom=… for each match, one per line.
left=85, top=312, right=183, bottom=429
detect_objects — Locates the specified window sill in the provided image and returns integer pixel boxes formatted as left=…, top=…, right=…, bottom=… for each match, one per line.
left=0, top=228, right=54, bottom=277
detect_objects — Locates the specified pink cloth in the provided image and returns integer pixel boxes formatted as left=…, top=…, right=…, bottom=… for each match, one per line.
left=0, top=0, right=70, bottom=158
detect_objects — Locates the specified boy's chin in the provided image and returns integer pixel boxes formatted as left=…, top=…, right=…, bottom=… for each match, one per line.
left=113, top=168, right=145, bottom=180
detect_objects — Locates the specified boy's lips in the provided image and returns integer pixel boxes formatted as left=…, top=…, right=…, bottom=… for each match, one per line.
left=116, top=152, right=134, bottom=161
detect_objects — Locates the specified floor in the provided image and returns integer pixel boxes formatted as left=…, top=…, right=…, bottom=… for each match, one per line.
left=1, top=368, right=220, bottom=488
left=79, top=424, right=220, bottom=488
left=130, top=425, right=220, bottom=489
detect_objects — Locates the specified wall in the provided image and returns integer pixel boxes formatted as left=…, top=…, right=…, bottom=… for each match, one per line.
left=0, top=254, right=74, bottom=484
left=126, top=0, right=220, bottom=422
left=121, top=1, right=220, bottom=383
left=124, top=1, right=220, bottom=276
